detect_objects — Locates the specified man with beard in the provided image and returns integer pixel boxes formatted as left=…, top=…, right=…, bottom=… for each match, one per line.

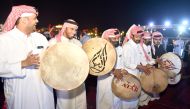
left=151, top=31, right=166, bottom=59
left=150, top=31, right=166, bottom=100
left=96, top=28, right=128, bottom=109
left=0, top=5, right=54, bottom=109
left=138, top=31, right=155, bottom=106
left=49, top=19, right=87, bottom=109
left=122, top=25, right=151, bottom=109
left=139, top=31, right=155, bottom=66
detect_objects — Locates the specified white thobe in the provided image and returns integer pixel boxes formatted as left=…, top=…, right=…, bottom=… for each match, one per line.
left=0, top=28, right=55, bottom=109
left=49, top=36, right=87, bottom=109
left=138, top=44, right=155, bottom=66
left=96, top=74, right=114, bottom=109
left=123, top=40, right=141, bottom=77
left=121, top=39, right=142, bottom=109
left=137, top=44, right=156, bottom=106
left=96, top=45, right=128, bottom=109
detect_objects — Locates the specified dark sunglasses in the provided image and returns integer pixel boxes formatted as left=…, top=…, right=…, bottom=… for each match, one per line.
left=137, top=30, right=144, bottom=34
left=114, top=30, right=120, bottom=35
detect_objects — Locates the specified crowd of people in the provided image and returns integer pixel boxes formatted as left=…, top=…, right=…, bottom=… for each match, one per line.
left=0, top=4, right=190, bottom=109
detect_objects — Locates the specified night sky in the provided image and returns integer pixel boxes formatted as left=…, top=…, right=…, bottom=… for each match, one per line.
left=1, top=0, right=190, bottom=31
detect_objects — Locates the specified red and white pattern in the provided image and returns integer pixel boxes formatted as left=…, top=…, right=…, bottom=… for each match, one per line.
left=55, top=21, right=78, bottom=42
left=123, top=24, right=143, bottom=45
left=152, top=31, right=163, bottom=39
left=143, top=31, right=151, bottom=39
left=101, top=28, right=121, bottom=40
left=3, top=5, right=37, bottom=32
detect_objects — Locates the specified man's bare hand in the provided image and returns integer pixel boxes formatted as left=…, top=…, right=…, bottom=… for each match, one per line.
left=113, top=69, right=129, bottom=79
left=137, top=65, right=151, bottom=75
left=146, top=64, right=154, bottom=69
left=113, top=69, right=123, bottom=80
left=121, top=69, right=128, bottom=75
left=156, top=58, right=162, bottom=65
left=21, top=51, right=40, bottom=68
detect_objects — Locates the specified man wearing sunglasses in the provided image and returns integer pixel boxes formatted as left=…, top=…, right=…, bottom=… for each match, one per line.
left=151, top=31, right=166, bottom=59
left=122, top=25, right=151, bottom=109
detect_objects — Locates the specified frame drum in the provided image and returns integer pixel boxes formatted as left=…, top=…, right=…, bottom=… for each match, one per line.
left=140, top=68, right=168, bottom=94
left=40, top=42, right=89, bottom=90
left=159, top=52, right=182, bottom=84
left=112, top=73, right=141, bottom=101
left=82, top=38, right=116, bottom=76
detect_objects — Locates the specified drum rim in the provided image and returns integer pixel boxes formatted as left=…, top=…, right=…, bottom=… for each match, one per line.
left=168, top=73, right=181, bottom=85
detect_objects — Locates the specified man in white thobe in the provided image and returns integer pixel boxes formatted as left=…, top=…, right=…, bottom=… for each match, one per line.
left=122, top=25, right=151, bottom=109
left=138, top=31, right=155, bottom=106
left=49, top=19, right=87, bottom=109
left=96, top=28, right=128, bottom=109
left=0, top=5, right=54, bottom=109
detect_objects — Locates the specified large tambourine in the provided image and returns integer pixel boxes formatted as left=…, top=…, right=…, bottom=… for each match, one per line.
left=159, top=52, right=182, bottom=85
left=140, top=68, right=168, bottom=94
left=82, top=38, right=116, bottom=76
left=40, top=42, right=89, bottom=90
left=112, top=73, right=142, bottom=101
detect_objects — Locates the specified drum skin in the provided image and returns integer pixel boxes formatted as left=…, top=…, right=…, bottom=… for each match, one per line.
left=112, top=74, right=141, bottom=101
left=159, top=52, right=182, bottom=85
left=40, top=42, right=89, bottom=90
left=140, top=68, right=168, bottom=94
left=82, top=38, right=116, bottom=76
left=159, top=52, right=182, bottom=78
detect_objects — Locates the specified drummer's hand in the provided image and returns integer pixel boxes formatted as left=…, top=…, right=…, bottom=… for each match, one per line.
left=137, top=65, right=151, bottom=75
left=21, top=51, right=40, bottom=68
left=113, top=69, right=123, bottom=80
left=143, top=67, right=151, bottom=75
left=146, top=64, right=154, bottom=69
left=121, top=69, right=128, bottom=75
left=156, top=58, right=162, bottom=65
left=34, top=61, right=40, bottom=69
